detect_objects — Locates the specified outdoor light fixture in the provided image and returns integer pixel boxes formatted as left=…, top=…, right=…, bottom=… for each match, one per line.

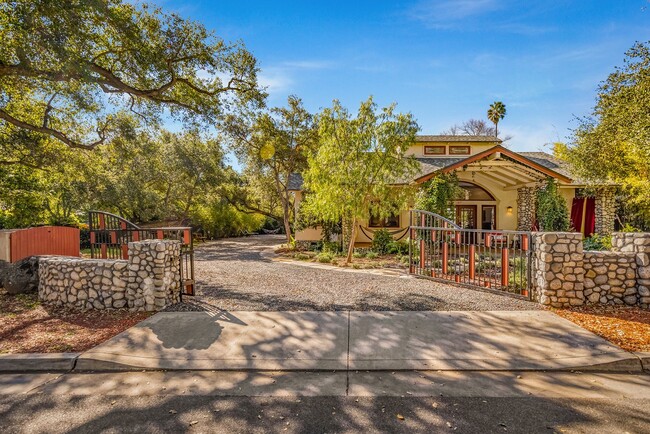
left=506, top=206, right=513, bottom=215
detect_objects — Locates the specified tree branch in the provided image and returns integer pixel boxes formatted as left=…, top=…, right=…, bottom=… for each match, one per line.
left=0, top=109, right=106, bottom=149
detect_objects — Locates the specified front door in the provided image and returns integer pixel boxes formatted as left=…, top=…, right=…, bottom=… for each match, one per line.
left=456, top=205, right=477, bottom=244
left=456, top=205, right=477, bottom=229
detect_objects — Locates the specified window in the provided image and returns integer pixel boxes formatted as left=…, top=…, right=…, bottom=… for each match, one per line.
left=457, top=182, right=495, bottom=201
left=369, top=213, right=400, bottom=228
left=424, top=145, right=446, bottom=155
left=449, top=145, right=470, bottom=155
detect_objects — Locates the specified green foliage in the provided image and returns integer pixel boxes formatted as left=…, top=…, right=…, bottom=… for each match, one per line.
left=352, top=251, right=366, bottom=258
left=583, top=234, right=613, bottom=251
left=508, top=257, right=528, bottom=289
left=366, top=251, right=378, bottom=259
left=300, top=96, right=420, bottom=261
left=223, top=96, right=318, bottom=241
left=321, top=241, right=341, bottom=255
left=536, top=178, right=570, bottom=231
left=316, top=252, right=333, bottom=263
left=190, top=200, right=265, bottom=239
left=564, top=42, right=650, bottom=227
left=371, top=229, right=393, bottom=254
left=387, top=240, right=409, bottom=255
left=621, top=223, right=640, bottom=233
left=0, top=0, right=262, bottom=151
left=415, top=173, right=461, bottom=220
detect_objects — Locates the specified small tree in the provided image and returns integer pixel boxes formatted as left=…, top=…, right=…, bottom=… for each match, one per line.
left=536, top=178, right=570, bottom=231
left=415, top=173, right=461, bottom=220
left=224, top=96, right=318, bottom=242
left=301, top=97, right=419, bottom=264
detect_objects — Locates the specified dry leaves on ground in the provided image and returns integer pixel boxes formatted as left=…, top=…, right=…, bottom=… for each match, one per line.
left=554, top=306, right=650, bottom=352
left=0, top=292, right=151, bottom=353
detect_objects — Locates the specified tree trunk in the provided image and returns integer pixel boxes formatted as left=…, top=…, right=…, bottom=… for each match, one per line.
left=282, top=195, right=292, bottom=244
left=345, top=219, right=358, bottom=264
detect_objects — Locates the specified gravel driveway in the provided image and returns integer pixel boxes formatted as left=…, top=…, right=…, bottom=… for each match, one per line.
left=175, top=235, right=540, bottom=311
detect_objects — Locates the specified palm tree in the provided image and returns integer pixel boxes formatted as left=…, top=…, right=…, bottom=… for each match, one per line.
left=487, top=101, right=507, bottom=138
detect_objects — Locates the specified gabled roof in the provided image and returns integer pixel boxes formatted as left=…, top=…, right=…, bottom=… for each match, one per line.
left=416, top=135, right=502, bottom=143
left=287, top=173, right=304, bottom=191
left=415, top=145, right=573, bottom=184
left=286, top=146, right=582, bottom=192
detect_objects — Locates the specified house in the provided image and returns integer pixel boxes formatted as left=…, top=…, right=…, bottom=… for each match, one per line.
left=288, top=135, right=616, bottom=244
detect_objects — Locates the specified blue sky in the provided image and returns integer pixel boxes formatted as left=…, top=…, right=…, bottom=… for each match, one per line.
left=158, top=0, right=649, bottom=153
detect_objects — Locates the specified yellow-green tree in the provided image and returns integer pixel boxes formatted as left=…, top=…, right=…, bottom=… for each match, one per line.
left=223, top=96, right=319, bottom=242
left=565, top=42, right=650, bottom=228
left=301, top=97, right=419, bottom=264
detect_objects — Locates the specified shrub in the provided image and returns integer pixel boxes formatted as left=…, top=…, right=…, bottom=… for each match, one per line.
left=353, top=251, right=366, bottom=258
left=621, top=223, right=640, bottom=232
left=536, top=179, right=570, bottom=231
left=583, top=234, right=612, bottom=251
left=371, top=229, right=393, bottom=254
left=322, top=241, right=341, bottom=254
left=366, top=251, right=378, bottom=259
left=317, top=253, right=333, bottom=263
left=386, top=240, right=409, bottom=255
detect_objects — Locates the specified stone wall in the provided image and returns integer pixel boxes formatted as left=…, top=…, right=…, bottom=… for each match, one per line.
left=612, top=232, right=650, bottom=308
left=532, top=231, right=650, bottom=309
left=583, top=251, right=637, bottom=306
left=532, top=232, right=585, bottom=308
left=594, top=187, right=616, bottom=235
left=516, top=187, right=536, bottom=231
left=39, top=240, right=181, bottom=311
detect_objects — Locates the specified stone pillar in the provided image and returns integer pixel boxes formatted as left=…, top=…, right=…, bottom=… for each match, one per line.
left=594, top=187, right=616, bottom=235
left=127, top=240, right=181, bottom=312
left=532, top=232, right=585, bottom=307
left=613, top=232, right=650, bottom=308
left=516, top=187, right=536, bottom=231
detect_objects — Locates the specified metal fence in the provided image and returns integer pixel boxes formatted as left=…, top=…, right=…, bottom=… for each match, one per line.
left=408, top=210, right=533, bottom=298
left=88, top=211, right=195, bottom=296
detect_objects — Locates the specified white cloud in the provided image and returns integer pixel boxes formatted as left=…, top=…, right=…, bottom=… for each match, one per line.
left=257, top=59, right=336, bottom=96
left=500, top=123, right=565, bottom=152
left=258, top=67, right=294, bottom=93
left=407, top=0, right=557, bottom=35
left=408, top=0, right=501, bottom=28
left=281, top=60, right=335, bottom=69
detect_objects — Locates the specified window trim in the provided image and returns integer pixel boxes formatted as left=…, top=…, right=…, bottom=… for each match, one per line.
left=423, top=145, right=446, bottom=156
left=449, top=145, right=471, bottom=155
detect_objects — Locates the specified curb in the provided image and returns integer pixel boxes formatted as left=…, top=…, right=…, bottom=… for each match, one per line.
left=0, top=353, right=79, bottom=372
left=634, top=352, right=650, bottom=371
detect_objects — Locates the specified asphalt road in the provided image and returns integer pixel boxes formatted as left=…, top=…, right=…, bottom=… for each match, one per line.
left=1, top=371, right=649, bottom=433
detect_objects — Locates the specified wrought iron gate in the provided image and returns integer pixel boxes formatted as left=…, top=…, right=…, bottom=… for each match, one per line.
left=88, top=211, right=195, bottom=297
left=408, top=210, right=532, bottom=298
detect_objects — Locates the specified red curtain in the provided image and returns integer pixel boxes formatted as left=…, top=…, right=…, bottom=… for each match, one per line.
left=571, top=198, right=584, bottom=233
left=571, top=197, right=596, bottom=236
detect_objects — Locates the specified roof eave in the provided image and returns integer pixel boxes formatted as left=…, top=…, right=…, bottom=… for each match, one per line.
left=414, top=145, right=573, bottom=184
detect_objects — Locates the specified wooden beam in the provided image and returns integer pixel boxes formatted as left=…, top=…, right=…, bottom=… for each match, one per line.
left=474, top=170, right=531, bottom=186
left=503, top=181, right=539, bottom=191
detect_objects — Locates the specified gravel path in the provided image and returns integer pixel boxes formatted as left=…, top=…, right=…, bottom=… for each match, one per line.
left=171, top=235, right=540, bottom=311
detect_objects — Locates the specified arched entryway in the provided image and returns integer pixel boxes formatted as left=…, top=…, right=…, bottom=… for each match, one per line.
left=454, top=181, right=497, bottom=231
